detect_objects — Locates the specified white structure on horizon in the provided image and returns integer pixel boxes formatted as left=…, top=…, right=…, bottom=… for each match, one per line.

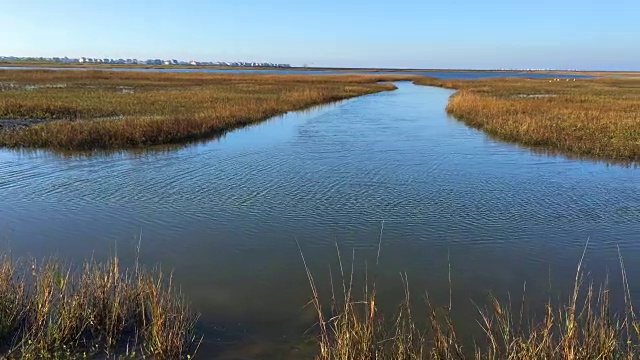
left=0, top=55, right=291, bottom=68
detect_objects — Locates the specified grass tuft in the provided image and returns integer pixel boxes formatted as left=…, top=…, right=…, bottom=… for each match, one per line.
left=0, top=253, right=200, bottom=359
left=301, top=243, right=640, bottom=359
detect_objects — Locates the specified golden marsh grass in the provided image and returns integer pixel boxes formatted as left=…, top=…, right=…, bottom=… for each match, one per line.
left=415, top=76, right=640, bottom=162
left=0, top=70, right=417, bottom=150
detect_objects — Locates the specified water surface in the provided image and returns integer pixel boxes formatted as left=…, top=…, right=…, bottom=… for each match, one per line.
left=1, top=83, right=638, bottom=358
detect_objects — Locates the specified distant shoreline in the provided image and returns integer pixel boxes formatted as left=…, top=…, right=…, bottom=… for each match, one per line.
left=2, top=61, right=638, bottom=76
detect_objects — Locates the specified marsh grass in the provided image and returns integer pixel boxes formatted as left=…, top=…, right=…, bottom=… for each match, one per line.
left=300, top=242, right=640, bottom=359
left=3, top=70, right=639, bottom=159
left=0, top=253, right=199, bottom=359
left=0, top=70, right=419, bottom=150
left=414, top=76, right=640, bottom=162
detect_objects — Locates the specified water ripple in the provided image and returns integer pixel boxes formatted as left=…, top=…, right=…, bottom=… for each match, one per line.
left=1, top=83, right=639, bottom=357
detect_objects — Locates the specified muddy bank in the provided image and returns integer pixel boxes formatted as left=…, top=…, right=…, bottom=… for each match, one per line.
left=0, top=118, right=54, bottom=130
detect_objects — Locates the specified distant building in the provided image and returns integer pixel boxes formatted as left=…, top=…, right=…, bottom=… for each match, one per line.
left=6, top=54, right=291, bottom=68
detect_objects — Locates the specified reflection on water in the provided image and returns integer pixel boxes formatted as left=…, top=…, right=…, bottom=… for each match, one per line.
left=0, top=83, right=638, bottom=358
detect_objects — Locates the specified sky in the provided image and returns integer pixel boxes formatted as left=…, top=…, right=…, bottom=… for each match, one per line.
left=0, top=0, right=638, bottom=70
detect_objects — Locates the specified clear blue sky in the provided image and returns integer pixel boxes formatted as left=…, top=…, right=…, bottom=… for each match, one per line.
left=1, top=0, right=638, bottom=70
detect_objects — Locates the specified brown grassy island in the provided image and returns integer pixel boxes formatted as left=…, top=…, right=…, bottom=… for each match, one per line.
left=416, top=76, right=640, bottom=162
left=0, top=70, right=414, bottom=150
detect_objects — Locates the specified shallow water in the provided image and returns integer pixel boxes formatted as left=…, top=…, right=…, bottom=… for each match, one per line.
left=0, top=83, right=638, bottom=357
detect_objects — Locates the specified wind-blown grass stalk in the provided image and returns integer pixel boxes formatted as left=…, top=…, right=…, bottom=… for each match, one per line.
left=0, top=254, right=200, bottom=359
left=300, top=243, right=640, bottom=359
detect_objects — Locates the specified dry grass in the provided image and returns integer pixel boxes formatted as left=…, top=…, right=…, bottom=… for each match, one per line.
left=3, top=68, right=638, bottom=160
left=301, top=243, right=640, bottom=359
left=0, top=253, right=199, bottom=359
left=0, top=70, right=418, bottom=150
left=415, top=76, right=640, bottom=162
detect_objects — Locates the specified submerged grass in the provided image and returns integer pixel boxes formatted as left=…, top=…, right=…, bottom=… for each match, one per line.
left=301, top=243, right=640, bottom=359
left=0, top=70, right=418, bottom=150
left=415, top=76, right=640, bottom=162
left=0, top=253, right=199, bottom=359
